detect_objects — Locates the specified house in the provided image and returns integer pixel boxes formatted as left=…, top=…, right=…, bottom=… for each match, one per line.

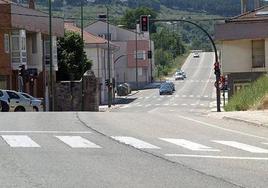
left=64, top=22, right=119, bottom=105
left=0, top=0, right=64, bottom=108
left=215, top=5, right=268, bottom=97
left=84, top=20, right=155, bottom=89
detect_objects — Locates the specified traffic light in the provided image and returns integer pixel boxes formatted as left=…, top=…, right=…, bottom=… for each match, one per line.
left=105, top=79, right=110, bottom=86
left=140, top=15, right=149, bottom=32
left=148, top=50, right=152, bottom=59
left=214, top=62, right=221, bottom=76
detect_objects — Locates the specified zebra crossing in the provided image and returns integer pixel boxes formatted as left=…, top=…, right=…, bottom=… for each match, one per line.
left=1, top=135, right=268, bottom=155
left=136, top=94, right=214, bottom=100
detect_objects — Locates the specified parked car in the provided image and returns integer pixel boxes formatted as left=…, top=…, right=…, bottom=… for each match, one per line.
left=19, top=92, right=44, bottom=111
left=175, top=72, right=184, bottom=80
left=165, top=80, right=175, bottom=91
left=159, top=83, right=173, bottom=95
left=0, top=90, right=33, bottom=112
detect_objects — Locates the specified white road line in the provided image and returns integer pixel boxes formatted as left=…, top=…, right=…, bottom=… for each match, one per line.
left=137, top=104, right=143, bottom=107
left=173, top=104, right=178, bottom=106
left=155, top=104, right=160, bottom=106
left=175, top=95, right=179, bottom=98
left=55, top=136, right=101, bottom=148
left=213, top=141, right=268, bottom=153
left=200, top=104, right=205, bottom=106
left=204, top=95, right=209, bottom=98
left=165, top=154, right=268, bottom=160
left=145, top=104, right=152, bottom=107
left=164, top=103, right=169, bottom=106
left=182, top=104, right=187, bottom=106
left=145, top=97, right=150, bottom=99
left=152, top=96, right=157, bottom=98
left=0, top=131, right=92, bottom=134
left=112, top=136, right=160, bottom=149
left=2, top=135, right=40, bottom=148
left=189, top=95, right=194, bottom=98
left=191, top=104, right=196, bottom=106
left=159, top=138, right=220, bottom=151
left=263, top=143, right=268, bottom=145
left=182, top=95, right=186, bottom=98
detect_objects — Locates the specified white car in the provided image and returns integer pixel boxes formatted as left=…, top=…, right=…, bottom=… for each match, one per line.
left=0, top=90, right=33, bottom=112
left=193, top=53, right=200, bottom=58
left=175, top=72, right=184, bottom=80
left=19, top=92, right=44, bottom=112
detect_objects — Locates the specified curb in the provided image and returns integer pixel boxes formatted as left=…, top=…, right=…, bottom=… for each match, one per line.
left=222, top=116, right=268, bottom=128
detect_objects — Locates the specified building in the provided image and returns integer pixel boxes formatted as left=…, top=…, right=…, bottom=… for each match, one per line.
left=84, top=20, right=155, bottom=89
left=0, top=0, right=64, bottom=108
left=215, top=5, right=268, bottom=97
left=64, top=22, right=119, bottom=104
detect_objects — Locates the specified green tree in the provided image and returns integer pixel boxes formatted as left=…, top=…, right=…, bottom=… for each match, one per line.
left=120, top=7, right=158, bottom=32
left=57, top=31, right=92, bottom=81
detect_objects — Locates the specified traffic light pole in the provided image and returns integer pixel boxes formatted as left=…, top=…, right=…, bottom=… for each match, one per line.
left=106, top=6, right=112, bottom=108
left=48, top=0, right=54, bottom=111
left=151, top=19, right=221, bottom=112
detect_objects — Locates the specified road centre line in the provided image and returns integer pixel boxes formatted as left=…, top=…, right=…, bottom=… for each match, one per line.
left=213, top=141, right=268, bottom=153
left=0, top=131, right=92, bottom=134
left=176, top=115, right=268, bottom=141
left=165, top=154, right=268, bottom=160
left=112, top=136, right=160, bottom=149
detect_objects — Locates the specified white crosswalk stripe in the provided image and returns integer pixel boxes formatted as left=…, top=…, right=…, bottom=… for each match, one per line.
left=213, top=141, right=268, bottom=153
left=2, top=135, right=40, bottom=148
left=112, top=136, right=160, bottom=149
left=160, top=138, right=220, bottom=151
left=56, top=136, right=101, bottom=148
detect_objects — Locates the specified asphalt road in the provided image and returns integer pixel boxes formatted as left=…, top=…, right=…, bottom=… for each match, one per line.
left=0, top=53, right=267, bottom=188
left=114, top=52, right=219, bottom=114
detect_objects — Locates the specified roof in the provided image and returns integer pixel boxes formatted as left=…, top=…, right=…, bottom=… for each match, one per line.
left=64, top=22, right=107, bottom=44
left=227, top=5, right=268, bottom=22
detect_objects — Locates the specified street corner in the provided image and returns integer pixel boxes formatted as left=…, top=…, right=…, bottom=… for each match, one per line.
left=207, top=110, right=268, bottom=128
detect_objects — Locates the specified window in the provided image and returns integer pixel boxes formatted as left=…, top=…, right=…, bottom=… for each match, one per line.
left=6, top=91, right=20, bottom=99
left=134, top=50, right=146, bottom=60
left=252, top=40, right=265, bottom=68
left=0, top=91, right=3, bottom=97
left=4, top=34, right=9, bottom=53
left=12, top=36, right=20, bottom=51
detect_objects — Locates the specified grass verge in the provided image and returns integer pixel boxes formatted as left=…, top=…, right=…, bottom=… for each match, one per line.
left=224, top=75, right=268, bottom=111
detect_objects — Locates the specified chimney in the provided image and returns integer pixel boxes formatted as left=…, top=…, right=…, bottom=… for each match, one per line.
left=241, top=0, right=248, bottom=13
left=254, top=0, right=260, bottom=9
left=28, top=0, right=35, bottom=9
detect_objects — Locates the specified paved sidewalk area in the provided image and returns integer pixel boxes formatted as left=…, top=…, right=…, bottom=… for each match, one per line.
left=209, top=110, right=268, bottom=128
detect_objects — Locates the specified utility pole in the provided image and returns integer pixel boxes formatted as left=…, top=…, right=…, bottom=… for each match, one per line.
left=81, top=0, right=84, bottom=111
left=48, top=0, right=53, bottom=111
left=106, top=6, right=112, bottom=107
left=135, top=25, right=138, bottom=90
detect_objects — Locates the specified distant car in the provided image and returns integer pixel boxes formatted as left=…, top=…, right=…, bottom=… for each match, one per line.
left=193, top=53, right=200, bottom=58
left=0, top=90, right=33, bottom=112
left=176, top=69, right=186, bottom=78
left=165, top=80, right=175, bottom=91
left=19, top=92, right=44, bottom=112
left=175, top=72, right=184, bottom=80
left=159, top=83, right=173, bottom=95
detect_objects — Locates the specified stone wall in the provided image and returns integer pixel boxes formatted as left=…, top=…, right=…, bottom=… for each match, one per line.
left=55, top=70, right=99, bottom=111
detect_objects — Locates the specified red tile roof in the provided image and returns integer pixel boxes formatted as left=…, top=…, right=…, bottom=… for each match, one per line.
left=64, top=22, right=107, bottom=44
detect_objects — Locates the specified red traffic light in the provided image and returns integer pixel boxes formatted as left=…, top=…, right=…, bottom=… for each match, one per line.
left=140, top=15, right=149, bottom=32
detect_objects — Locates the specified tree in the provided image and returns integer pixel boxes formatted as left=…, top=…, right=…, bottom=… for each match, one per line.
left=57, top=31, right=92, bottom=81
left=120, top=7, right=158, bottom=32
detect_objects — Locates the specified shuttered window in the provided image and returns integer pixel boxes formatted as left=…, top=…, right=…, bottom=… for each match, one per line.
left=252, top=40, right=265, bottom=68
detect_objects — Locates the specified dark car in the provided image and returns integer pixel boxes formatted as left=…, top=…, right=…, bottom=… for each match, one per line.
left=0, top=99, right=9, bottom=112
left=159, top=83, right=173, bottom=95
left=165, top=81, right=175, bottom=91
